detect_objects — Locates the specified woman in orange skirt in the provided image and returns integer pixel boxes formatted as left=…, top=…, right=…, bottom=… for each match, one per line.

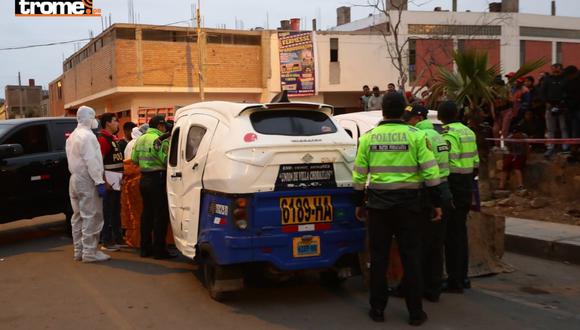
left=121, top=125, right=174, bottom=248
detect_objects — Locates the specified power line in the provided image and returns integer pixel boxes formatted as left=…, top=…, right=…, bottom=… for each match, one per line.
left=0, top=18, right=193, bottom=52
left=0, top=38, right=92, bottom=51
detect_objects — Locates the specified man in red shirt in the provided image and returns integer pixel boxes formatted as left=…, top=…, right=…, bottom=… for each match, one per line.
left=98, top=113, right=125, bottom=251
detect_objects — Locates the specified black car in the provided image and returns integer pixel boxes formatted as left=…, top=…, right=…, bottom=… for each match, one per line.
left=0, top=117, right=77, bottom=228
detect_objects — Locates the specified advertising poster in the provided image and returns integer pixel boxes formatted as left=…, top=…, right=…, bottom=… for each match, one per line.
left=278, top=31, right=316, bottom=97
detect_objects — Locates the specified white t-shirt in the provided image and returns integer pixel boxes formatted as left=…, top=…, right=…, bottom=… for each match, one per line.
left=367, top=95, right=384, bottom=111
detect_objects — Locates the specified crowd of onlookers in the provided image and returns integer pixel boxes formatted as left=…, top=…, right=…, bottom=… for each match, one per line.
left=359, top=63, right=580, bottom=191
left=486, top=63, right=580, bottom=159
left=361, top=64, right=580, bottom=156
left=485, top=64, right=580, bottom=191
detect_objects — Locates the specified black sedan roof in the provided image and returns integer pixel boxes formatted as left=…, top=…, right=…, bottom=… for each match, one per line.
left=0, top=117, right=77, bottom=126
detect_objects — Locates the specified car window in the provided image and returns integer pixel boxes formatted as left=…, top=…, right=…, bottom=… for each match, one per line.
left=344, top=129, right=353, bottom=138
left=185, top=126, right=207, bottom=162
left=0, top=124, right=12, bottom=138
left=168, top=127, right=181, bottom=167
left=250, top=110, right=337, bottom=136
left=3, top=124, right=50, bottom=155
left=52, top=121, right=77, bottom=151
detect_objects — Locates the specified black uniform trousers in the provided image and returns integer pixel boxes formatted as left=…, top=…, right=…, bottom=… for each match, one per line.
left=444, top=173, right=473, bottom=288
left=139, top=171, right=169, bottom=256
left=368, top=206, right=423, bottom=317
left=102, top=190, right=122, bottom=245
left=420, top=207, right=446, bottom=298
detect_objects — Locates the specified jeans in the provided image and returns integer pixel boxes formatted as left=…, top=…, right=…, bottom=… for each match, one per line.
left=545, top=105, right=570, bottom=151
left=101, top=190, right=122, bottom=245
left=139, top=172, right=169, bottom=255
left=571, top=111, right=580, bottom=139
left=368, top=206, right=423, bottom=317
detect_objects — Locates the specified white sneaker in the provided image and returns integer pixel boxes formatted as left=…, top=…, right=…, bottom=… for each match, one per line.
left=83, top=251, right=111, bottom=263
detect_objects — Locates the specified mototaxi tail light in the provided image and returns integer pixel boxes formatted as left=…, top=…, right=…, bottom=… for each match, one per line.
left=233, top=198, right=249, bottom=230
left=235, top=198, right=248, bottom=208
left=234, top=219, right=248, bottom=230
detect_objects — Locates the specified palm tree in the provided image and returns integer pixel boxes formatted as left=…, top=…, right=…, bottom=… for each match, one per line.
left=430, top=50, right=499, bottom=118
left=429, top=50, right=545, bottom=197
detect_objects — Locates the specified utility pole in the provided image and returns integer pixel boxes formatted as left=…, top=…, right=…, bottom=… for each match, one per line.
left=196, top=0, right=205, bottom=101
left=18, top=72, right=24, bottom=118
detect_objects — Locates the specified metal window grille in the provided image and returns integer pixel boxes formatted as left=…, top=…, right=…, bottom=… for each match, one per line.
left=408, top=24, right=501, bottom=36
left=520, top=26, right=580, bottom=40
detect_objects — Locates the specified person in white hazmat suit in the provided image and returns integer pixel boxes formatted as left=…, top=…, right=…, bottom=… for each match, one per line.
left=66, top=106, right=111, bottom=263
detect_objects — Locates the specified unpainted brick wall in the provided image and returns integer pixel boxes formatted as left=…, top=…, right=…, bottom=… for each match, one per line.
left=48, top=81, right=65, bottom=116
left=61, top=34, right=265, bottom=106
left=205, top=44, right=262, bottom=88
left=140, top=40, right=198, bottom=86
left=117, top=40, right=263, bottom=88
left=62, top=43, right=115, bottom=104
left=116, top=39, right=139, bottom=86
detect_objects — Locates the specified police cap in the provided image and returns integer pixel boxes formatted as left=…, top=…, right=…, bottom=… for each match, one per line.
left=403, top=103, right=429, bottom=121
left=149, top=115, right=166, bottom=129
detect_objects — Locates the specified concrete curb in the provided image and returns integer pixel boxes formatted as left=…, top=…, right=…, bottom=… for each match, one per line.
left=505, top=217, right=580, bottom=265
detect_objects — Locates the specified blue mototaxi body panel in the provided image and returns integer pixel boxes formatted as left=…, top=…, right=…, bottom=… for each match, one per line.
left=198, top=188, right=365, bottom=271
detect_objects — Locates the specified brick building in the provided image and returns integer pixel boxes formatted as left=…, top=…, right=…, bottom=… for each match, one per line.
left=50, top=22, right=395, bottom=118
left=48, top=76, right=67, bottom=117
left=4, top=79, right=45, bottom=119
left=50, top=24, right=269, bottom=126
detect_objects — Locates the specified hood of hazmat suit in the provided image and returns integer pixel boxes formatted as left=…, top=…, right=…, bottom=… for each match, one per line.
left=65, top=106, right=108, bottom=262
left=66, top=106, right=105, bottom=182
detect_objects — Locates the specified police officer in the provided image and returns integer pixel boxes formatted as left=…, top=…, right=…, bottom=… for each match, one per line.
left=403, top=104, right=452, bottom=302
left=353, top=93, right=443, bottom=326
left=131, top=115, right=176, bottom=259
left=438, top=101, right=479, bottom=293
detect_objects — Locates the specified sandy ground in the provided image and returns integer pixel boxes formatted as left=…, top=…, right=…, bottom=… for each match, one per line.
left=482, top=189, right=580, bottom=225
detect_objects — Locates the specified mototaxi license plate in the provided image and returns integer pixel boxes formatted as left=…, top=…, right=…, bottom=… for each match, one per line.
left=279, top=196, right=333, bottom=225
left=292, top=236, right=321, bottom=258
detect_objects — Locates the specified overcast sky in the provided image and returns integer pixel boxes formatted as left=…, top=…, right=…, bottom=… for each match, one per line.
left=0, top=0, right=578, bottom=98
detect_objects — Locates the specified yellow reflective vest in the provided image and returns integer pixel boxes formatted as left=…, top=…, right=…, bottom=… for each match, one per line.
left=441, top=122, right=479, bottom=175
left=353, top=120, right=442, bottom=209
left=416, top=119, right=449, bottom=180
